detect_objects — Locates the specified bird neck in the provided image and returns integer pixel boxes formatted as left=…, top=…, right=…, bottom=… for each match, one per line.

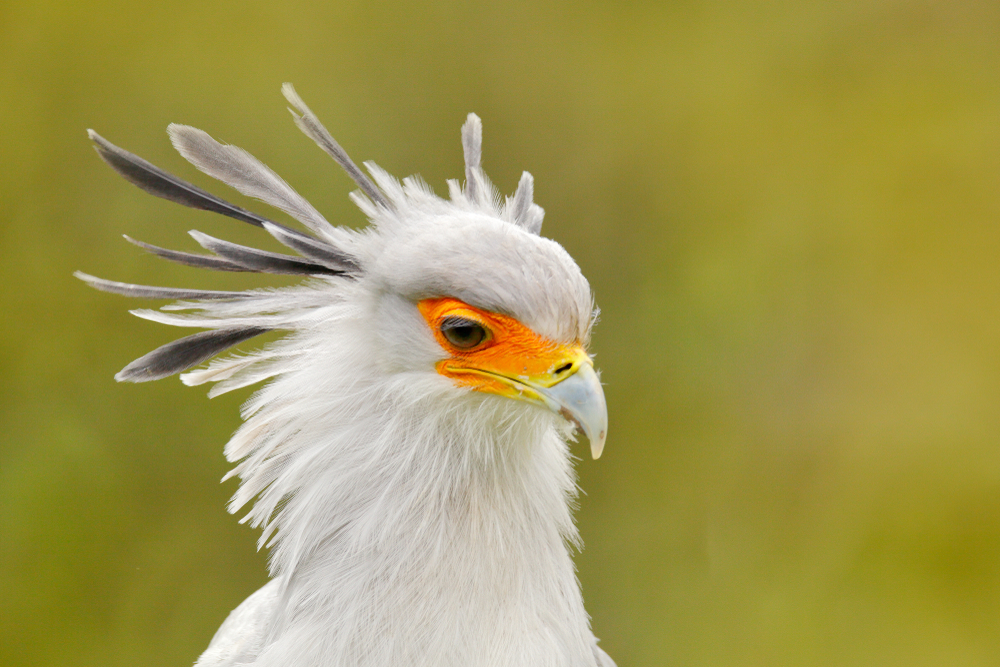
left=233, top=368, right=598, bottom=665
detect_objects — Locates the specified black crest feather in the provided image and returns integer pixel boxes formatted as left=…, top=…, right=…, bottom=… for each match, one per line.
left=123, top=235, right=249, bottom=273
left=89, top=130, right=277, bottom=229
left=188, top=231, right=346, bottom=276
left=262, top=222, right=360, bottom=274
left=80, top=89, right=381, bottom=383
left=115, top=327, right=273, bottom=383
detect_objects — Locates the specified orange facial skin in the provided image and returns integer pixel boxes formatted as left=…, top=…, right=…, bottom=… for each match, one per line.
left=417, top=297, right=590, bottom=402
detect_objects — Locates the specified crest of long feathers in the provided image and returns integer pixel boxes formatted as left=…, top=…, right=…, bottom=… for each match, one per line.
left=78, top=84, right=556, bottom=565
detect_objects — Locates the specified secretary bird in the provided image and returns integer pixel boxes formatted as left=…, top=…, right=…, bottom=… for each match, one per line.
left=79, top=84, right=614, bottom=667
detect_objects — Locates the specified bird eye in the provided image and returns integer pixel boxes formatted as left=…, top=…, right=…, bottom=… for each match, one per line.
left=440, top=317, right=488, bottom=350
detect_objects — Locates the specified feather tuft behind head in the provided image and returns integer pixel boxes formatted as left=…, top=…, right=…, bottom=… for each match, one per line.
left=81, top=86, right=552, bottom=387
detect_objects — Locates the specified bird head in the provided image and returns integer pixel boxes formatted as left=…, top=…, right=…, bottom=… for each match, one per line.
left=361, top=205, right=606, bottom=459
left=78, top=85, right=607, bottom=467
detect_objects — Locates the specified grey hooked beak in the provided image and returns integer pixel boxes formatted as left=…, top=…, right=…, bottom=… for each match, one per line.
left=537, top=362, right=608, bottom=459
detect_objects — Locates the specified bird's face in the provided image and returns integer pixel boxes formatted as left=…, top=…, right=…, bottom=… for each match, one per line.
left=366, top=214, right=608, bottom=457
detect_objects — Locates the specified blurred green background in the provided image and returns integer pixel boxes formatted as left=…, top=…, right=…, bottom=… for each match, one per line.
left=4, top=1, right=1000, bottom=665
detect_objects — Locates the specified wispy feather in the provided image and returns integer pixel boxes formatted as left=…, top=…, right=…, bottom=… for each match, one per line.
left=182, top=348, right=304, bottom=388
left=181, top=353, right=263, bottom=386
left=207, top=359, right=293, bottom=398
left=128, top=307, right=303, bottom=331
left=74, top=271, right=255, bottom=300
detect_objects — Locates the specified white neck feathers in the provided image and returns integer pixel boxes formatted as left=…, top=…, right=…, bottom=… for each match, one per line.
left=220, top=313, right=599, bottom=666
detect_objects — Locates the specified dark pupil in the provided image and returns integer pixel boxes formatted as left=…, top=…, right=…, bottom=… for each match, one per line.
left=441, top=318, right=485, bottom=349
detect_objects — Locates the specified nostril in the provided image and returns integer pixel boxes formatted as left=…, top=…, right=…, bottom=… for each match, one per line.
left=554, top=363, right=573, bottom=375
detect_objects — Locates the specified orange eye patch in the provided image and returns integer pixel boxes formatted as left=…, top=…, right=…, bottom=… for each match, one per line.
left=417, top=297, right=587, bottom=396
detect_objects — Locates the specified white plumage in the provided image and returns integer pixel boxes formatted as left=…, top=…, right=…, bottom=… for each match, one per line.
left=80, top=85, right=613, bottom=667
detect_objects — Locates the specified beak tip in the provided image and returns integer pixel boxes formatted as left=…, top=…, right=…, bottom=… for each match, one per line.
left=590, top=430, right=606, bottom=459
left=534, top=361, right=609, bottom=462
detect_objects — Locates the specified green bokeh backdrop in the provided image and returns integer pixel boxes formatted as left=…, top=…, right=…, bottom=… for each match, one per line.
left=4, top=2, right=1000, bottom=665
